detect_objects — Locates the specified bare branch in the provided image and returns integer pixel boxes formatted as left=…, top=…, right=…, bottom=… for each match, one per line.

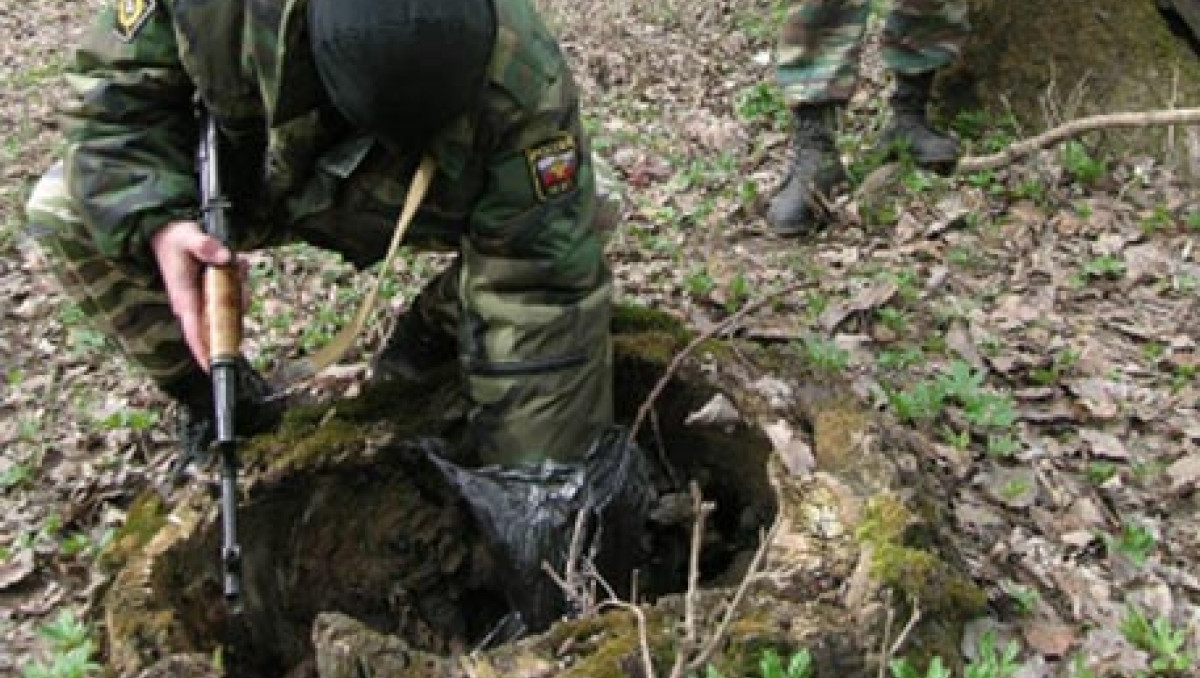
left=957, top=107, right=1200, bottom=172
left=629, top=281, right=810, bottom=444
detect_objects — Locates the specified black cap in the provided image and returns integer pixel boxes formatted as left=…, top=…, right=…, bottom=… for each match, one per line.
left=308, top=0, right=496, bottom=149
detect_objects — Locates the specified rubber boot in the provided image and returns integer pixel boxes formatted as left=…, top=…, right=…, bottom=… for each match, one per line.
left=368, top=310, right=456, bottom=384
left=766, top=103, right=849, bottom=236
left=873, top=71, right=959, bottom=171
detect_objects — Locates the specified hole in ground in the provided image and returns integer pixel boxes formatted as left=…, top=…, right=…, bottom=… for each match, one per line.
left=109, top=353, right=776, bottom=677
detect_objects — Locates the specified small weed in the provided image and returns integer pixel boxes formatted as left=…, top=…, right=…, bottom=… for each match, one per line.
left=692, top=648, right=814, bottom=678
left=963, top=631, right=1022, bottom=678
left=1170, top=364, right=1196, bottom=393
left=1139, top=204, right=1173, bottom=235
left=735, top=82, right=790, bottom=130
left=725, top=273, right=752, bottom=313
left=877, top=346, right=925, bottom=370
left=1030, top=348, right=1080, bottom=386
left=95, top=408, right=159, bottom=432
left=889, top=380, right=946, bottom=423
left=900, top=166, right=937, bottom=194
left=1186, top=209, right=1200, bottom=230
left=1000, top=580, right=1040, bottom=615
left=985, top=434, right=1021, bottom=458
left=1, top=463, right=34, bottom=490
left=1106, top=521, right=1156, bottom=566
left=803, top=291, right=830, bottom=321
left=799, top=335, right=849, bottom=373
left=21, top=608, right=100, bottom=678
left=1064, top=653, right=1100, bottom=678
left=1084, top=461, right=1118, bottom=485
left=875, top=307, right=910, bottom=333
left=1080, top=255, right=1126, bottom=280
left=941, top=426, right=971, bottom=450
left=1120, top=607, right=1194, bottom=674
left=890, top=656, right=952, bottom=678
left=685, top=268, right=716, bottom=297
left=1060, top=140, right=1108, bottom=186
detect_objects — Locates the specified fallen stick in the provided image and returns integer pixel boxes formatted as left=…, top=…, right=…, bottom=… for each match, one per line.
left=957, top=107, right=1200, bottom=172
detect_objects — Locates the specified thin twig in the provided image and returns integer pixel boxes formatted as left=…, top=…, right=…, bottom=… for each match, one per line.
left=957, top=107, right=1200, bottom=172
left=887, top=596, right=923, bottom=658
left=687, top=517, right=783, bottom=674
left=668, top=481, right=713, bottom=678
left=876, top=604, right=895, bottom=678
left=599, top=600, right=658, bottom=678
left=629, top=281, right=810, bottom=444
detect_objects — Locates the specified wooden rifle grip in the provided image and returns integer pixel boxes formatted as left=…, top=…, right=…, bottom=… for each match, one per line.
left=205, top=264, right=242, bottom=361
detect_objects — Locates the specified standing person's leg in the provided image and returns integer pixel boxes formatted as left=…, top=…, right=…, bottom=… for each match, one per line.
left=874, top=0, right=970, bottom=168
left=767, top=0, right=870, bottom=235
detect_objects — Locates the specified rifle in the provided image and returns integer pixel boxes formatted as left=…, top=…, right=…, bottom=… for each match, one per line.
left=197, top=110, right=244, bottom=613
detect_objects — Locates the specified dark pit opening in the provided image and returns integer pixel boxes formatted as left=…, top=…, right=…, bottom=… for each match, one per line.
left=130, top=351, right=777, bottom=678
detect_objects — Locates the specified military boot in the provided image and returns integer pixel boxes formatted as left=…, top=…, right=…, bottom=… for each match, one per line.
left=162, top=360, right=283, bottom=478
left=368, top=310, right=457, bottom=384
left=873, top=71, right=959, bottom=171
left=766, top=104, right=849, bottom=237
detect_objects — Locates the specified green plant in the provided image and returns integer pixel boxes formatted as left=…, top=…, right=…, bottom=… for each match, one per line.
left=1, top=463, right=33, bottom=490
left=1064, top=653, right=1100, bottom=678
left=691, top=648, right=814, bottom=678
left=1080, top=255, right=1126, bottom=280
left=96, top=408, right=159, bottom=432
left=1084, top=461, right=1118, bottom=485
left=941, top=425, right=971, bottom=450
left=1000, top=580, right=1040, bottom=614
left=1107, top=521, right=1156, bottom=566
left=985, top=434, right=1021, bottom=458
left=1031, top=348, right=1080, bottom=385
left=735, top=82, right=790, bottom=129
left=685, top=268, right=716, bottom=297
left=877, top=346, right=925, bottom=370
left=1060, top=140, right=1108, bottom=186
left=725, top=273, right=752, bottom=313
left=963, top=631, right=1021, bottom=678
left=1186, top=209, right=1200, bottom=230
left=21, top=609, right=100, bottom=678
left=1120, top=607, right=1194, bottom=674
left=890, top=656, right=952, bottom=678
left=876, top=307, right=911, bottom=333
left=758, top=648, right=814, bottom=678
left=888, top=380, right=947, bottom=423
left=1139, top=204, right=1173, bottom=235
left=960, top=391, right=1019, bottom=430
left=799, top=335, right=849, bottom=373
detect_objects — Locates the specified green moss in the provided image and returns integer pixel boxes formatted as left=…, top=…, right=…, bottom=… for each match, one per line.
left=855, top=495, right=986, bottom=618
left=98, top=492, right=166, bottom=574
left=612, top=303, right=692, bottom=341
left=243, top=376, right=458, bottom=469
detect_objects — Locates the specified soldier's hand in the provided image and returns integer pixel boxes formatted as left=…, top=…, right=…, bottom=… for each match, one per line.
left=150, top=220, right=234, bottom=369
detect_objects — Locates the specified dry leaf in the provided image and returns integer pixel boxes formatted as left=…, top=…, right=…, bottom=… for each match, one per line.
left=760, top=418, right=815, bottom=477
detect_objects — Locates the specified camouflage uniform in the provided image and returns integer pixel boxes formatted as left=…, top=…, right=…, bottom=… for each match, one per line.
left=776, top=0, right=970, bottom=105
left=25, top=0, right=612, bottom=467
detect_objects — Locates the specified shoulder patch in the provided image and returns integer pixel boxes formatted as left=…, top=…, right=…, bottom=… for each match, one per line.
left=525, top=134, right=578, bottom=201
left=114, top=0, right=156, bottom=43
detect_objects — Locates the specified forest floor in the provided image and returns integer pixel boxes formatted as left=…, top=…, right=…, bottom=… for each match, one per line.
left=1, top=1, right=1198, bottom=677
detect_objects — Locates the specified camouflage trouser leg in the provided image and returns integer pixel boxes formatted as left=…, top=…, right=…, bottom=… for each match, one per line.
left=23, top=162, right=197, bottom=388
left=776, top=0, right=969, bottom=105
left=407, top=235, right=612, bottom=468
left=880, top=0, right=969, bottom=76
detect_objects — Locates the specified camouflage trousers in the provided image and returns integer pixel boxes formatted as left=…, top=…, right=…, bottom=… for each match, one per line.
left=776, top=0, right=970, bottom=105
left=24, top=162, right=614, bottom=467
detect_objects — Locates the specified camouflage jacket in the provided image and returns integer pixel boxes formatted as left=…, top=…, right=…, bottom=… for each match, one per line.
left=64, top=0, right=587, bottom=269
